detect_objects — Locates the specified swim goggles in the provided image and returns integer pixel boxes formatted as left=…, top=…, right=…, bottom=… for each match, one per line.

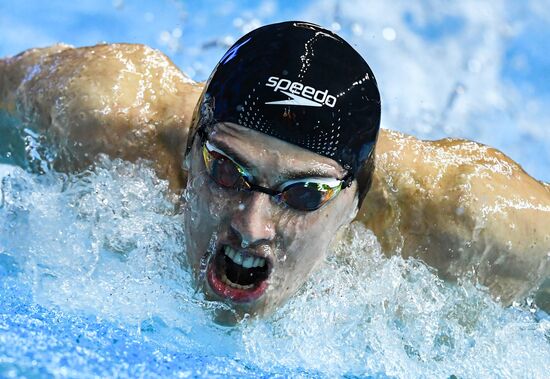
left=202, top=140, right=351, bottom=211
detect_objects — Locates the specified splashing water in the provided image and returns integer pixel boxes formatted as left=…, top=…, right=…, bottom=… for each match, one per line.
left=1, top=1, right=550, bottom=376
left=1, top=157, right=549, bottom=377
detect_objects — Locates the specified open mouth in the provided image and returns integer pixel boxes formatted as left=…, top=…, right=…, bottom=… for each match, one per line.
left=207, top=245, right=271, bottom=303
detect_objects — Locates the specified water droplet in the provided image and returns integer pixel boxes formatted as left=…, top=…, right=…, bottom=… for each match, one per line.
left=351, top=23, right=363, bottom=36
left=172, top=28, right=182, bottom=38
left=382, top=27, right=396, bottom=41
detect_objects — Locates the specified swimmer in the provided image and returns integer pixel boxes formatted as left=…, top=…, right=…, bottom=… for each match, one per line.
left=1, top=21, right=549, bottom=317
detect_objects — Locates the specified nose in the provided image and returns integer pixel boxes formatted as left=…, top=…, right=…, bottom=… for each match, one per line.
left=230, top=192, right=275, bottom=247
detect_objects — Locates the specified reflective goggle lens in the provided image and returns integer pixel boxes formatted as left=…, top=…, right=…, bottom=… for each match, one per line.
left=202, top=142, right=343, bottom=211
left=280, top=182, right=339, bottom=211
left=202, top=144, right=249, bottom=189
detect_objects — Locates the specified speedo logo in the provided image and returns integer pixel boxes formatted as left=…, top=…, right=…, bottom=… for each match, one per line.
left=265, top=76, right=337, bottom=108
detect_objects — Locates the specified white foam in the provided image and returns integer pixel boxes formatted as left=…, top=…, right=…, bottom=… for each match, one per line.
left=0, top=159, right=548, bottom=377
left=0, top=164, right=16, bottom=180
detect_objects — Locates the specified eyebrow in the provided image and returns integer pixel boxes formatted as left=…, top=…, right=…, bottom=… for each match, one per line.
left=206, top=138, right=342, bottom=180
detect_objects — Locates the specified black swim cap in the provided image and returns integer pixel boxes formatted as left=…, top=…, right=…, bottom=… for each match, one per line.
left=188, top=21, right=381, bottom=201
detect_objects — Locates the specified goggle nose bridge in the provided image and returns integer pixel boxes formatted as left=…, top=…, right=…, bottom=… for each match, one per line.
left=241, top=181, right=282, bottom=198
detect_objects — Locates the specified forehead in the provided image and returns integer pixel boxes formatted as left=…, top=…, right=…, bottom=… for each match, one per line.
left=206, top=122, right=346, bottom=178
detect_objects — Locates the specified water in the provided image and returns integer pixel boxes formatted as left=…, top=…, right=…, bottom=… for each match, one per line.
left=1, top=0, right=550, bottom=377
left=1, top=159, right=549, bottom=377
left=2, top=0, right=549, bottom=181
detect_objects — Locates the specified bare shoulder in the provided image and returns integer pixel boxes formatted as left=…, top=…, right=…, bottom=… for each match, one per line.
left=1, top=43, right=204, bottom=188
left=358, top=129, right=550, bottom=306
left=374, top=128, right=549, bottom=197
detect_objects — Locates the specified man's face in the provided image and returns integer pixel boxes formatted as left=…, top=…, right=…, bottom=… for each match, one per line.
left=183, top=122, right=358, bottom=318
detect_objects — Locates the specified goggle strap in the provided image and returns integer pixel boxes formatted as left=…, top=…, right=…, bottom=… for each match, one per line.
left=342, top=173, right=354, bottom=189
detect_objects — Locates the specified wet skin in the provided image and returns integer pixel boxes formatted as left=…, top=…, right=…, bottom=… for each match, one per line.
left=184, top=123, right=358, bottom=317
left=1, top=44, right=549, bottom=313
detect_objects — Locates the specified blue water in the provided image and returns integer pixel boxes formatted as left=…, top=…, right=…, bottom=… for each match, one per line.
left=1, top=161, right=549, bottom=378
left=1, top=1, right=550, bottom=377
left=2, top=0, right=548, bottom=181
left=0, top=274, right=268, bottom=378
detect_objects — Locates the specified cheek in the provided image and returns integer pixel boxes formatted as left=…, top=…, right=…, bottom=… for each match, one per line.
left=266, top=213, right=332, bottom=305
left=182, top=171, right=235, bottom=264
left=276, top=194, right=357, bottom=267
left=185, top=156, right=241, bottom=223
left=276, top=213, right=330, bottom=271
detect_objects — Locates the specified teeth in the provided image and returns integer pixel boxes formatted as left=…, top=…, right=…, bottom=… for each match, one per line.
left=233, top=250, right=243, bottom=265
left=221, top=273, right=254, bottom=290
left=224, top=246, right=266, bottom=268
left=242, top=256, right=254, bottom=268
left=225, top=248, right=236, bottom=260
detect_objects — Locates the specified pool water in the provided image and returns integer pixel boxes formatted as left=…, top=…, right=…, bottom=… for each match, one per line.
left=1, top=158, right=549, bottom=377
left=1, top=1, right=550, bottom=377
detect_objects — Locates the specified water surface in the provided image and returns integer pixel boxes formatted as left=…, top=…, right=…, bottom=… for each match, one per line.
left=1, top=0, right=550, bottom=377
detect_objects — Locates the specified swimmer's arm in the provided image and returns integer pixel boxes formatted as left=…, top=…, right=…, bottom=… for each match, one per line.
left=0, top=44, right=204, bottom=189
left=451, top=161, right=550, bottom=306
left=357, top=129, right=550, bottom=307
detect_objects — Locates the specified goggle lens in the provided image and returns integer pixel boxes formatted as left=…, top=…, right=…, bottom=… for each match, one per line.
left=202, top=142, right=343, bottom=211
left=202, top=146, right=249, bottom=189
left=281, top=182, right=337, bottom=211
